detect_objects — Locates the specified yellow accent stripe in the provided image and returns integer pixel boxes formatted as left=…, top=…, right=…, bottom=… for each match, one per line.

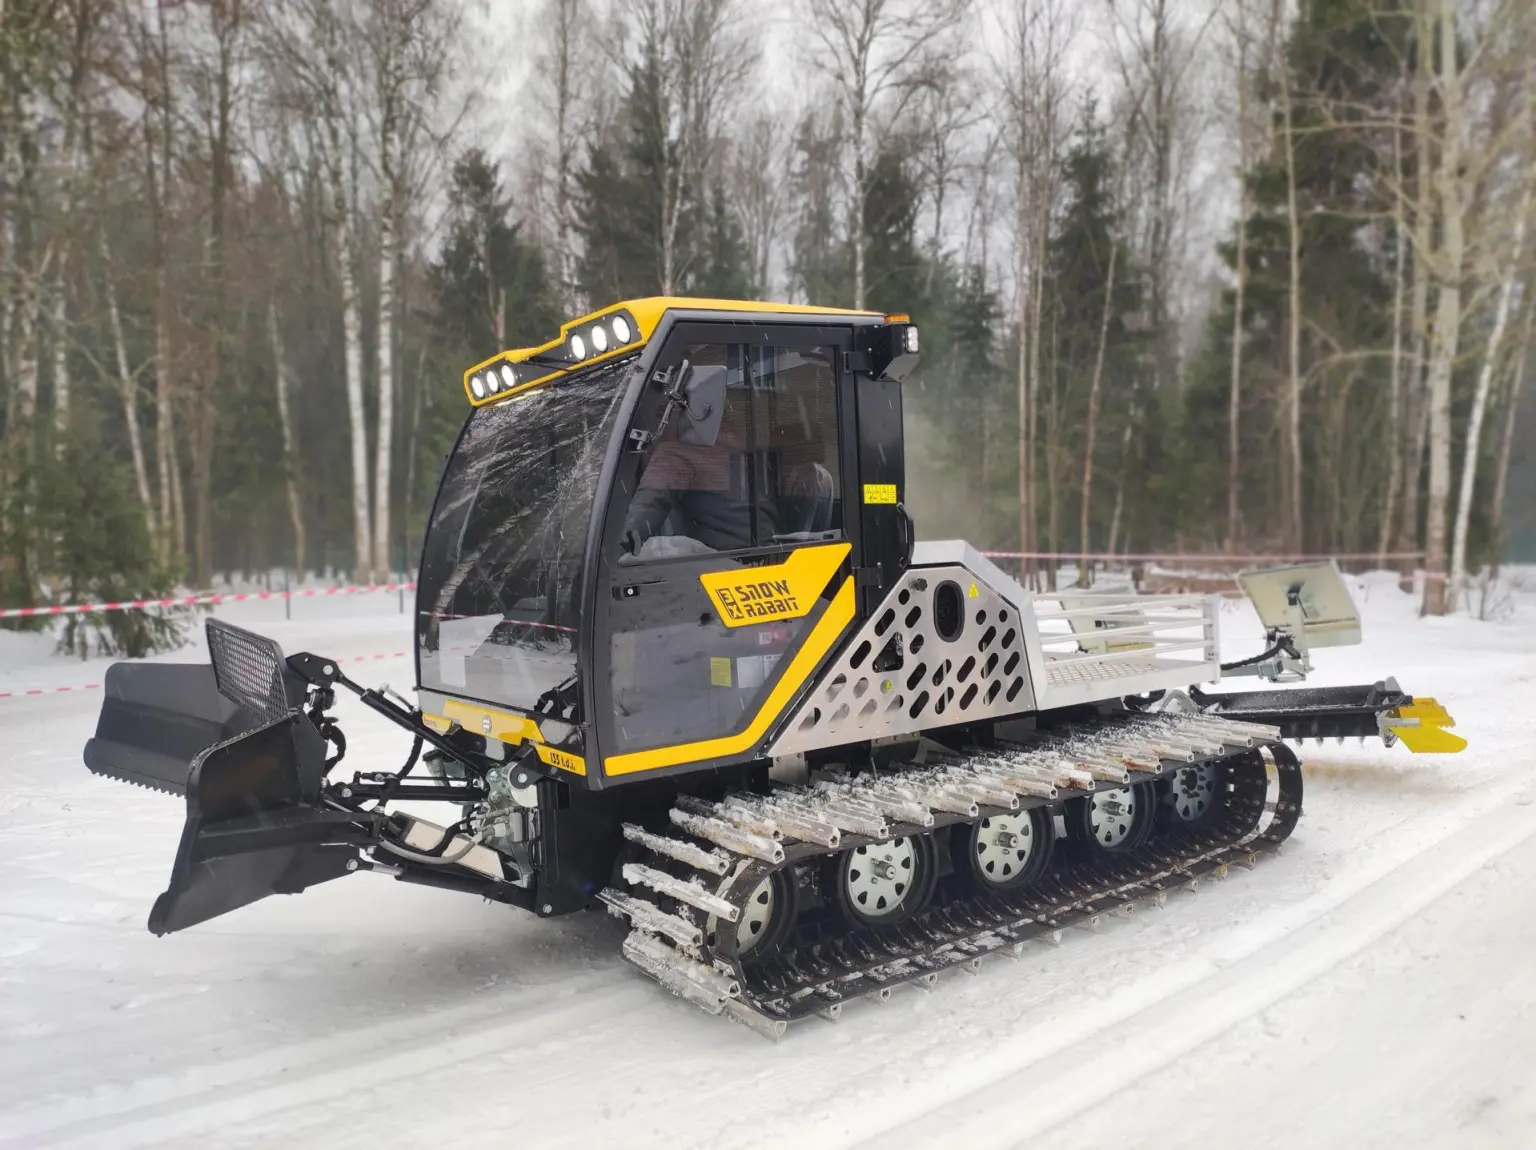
left=534, top=744, right=587, bottom=776
left=464, top=296, right=880, bottom=407
left=604, top=577, right=857, bottom=776
left=441, top=699, right=544, bottom=745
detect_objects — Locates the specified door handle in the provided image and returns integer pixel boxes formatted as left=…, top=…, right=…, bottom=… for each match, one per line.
left=896, top=502, right=915, bottom=570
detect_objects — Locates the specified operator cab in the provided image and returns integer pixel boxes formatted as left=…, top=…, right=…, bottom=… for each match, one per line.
left=414, top=299, right=921, bottom=787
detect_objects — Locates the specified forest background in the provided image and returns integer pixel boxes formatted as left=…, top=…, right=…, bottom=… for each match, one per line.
left=2, top=0, right=1533, bottom=655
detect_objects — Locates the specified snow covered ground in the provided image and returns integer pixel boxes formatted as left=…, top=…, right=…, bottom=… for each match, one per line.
left=1, top=575, right=1533, bottom=1149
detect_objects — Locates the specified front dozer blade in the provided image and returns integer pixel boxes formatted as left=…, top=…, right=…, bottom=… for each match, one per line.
left=83, top=662, right=258, bottom=796
left=148, top=710, right=361, bottom=935
left=85, top=619, right=312, bottom=797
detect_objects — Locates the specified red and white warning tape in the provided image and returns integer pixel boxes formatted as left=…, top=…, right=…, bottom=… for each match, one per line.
left=0, top=581, right=416, bottom=620
left=979, top=550, right=1427, bottom=563
left=0, top=650, right=410, bottom=703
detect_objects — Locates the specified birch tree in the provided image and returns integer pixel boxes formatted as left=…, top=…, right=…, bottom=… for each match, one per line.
left=1104, top=0, right=1215, bottom=397
left=268, top=301, right=306, bottom=576
left=100, top=233, right=156, bottom=538
left=731, top=114, right=789, bottom=296
left=802, top=0, right=966, bottom=310
left=1275, top=3, right=1304, bottom=553
left=1220, top=0, right=1281, bottom=548
left=362, top=0, right=463, bottom=579
left=531, top=0, right=587, bottom=312
left=1449, top=174, right=1529, bottom=607
left=1000, top=0, right=1076, bottom=584
left=264, top=0, right=372, bottom=582
left=1489, top=293, right=1533, bottom=575
left=1417, top=0, right=1530, bottom=613
left=628, top=0, right=747, bottom=296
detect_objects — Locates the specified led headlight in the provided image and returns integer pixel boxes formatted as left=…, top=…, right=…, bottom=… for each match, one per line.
left=611, top=315, right=632, bottom=343
left=591, top=324, right=609, bottom=353
left=470, top=373, right=487, bottom=399
left=570, top=334, right=587, bottom=360
left=903, top=325, right=920, bottom=354
left=499, top=364, right=517, bottom=389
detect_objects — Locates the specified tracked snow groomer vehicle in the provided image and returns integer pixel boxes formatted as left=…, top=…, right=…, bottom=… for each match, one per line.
left=84, top=298, right=1464, bottom=1036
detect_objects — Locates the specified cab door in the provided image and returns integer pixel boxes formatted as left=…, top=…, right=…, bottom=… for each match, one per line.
left=592, top=321, right=859, bottom=781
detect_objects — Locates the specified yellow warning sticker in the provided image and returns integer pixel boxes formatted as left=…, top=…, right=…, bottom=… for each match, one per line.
left=534, top=744, right=587, bottom=776
left=862, top=483, right=898, bottom=505
left=710, top=656, right=733, bottom=687
left=699, top=542, right=851, bottom=629
left=967, top=582, right=979, bottom=598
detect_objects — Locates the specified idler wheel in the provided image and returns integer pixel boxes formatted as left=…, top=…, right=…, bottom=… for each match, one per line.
left=1160, top=761, right=1228, bottom=828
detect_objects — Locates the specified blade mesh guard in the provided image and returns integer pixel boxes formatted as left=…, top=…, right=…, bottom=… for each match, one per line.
left=206, top=619, right=297, bottom=721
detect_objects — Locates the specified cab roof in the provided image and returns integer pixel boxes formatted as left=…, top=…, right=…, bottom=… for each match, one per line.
left=462, top=296, right=886, bottom=408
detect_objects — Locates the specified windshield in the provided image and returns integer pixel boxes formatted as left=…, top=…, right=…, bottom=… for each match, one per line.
left=416, top=358, right=632, bottom=719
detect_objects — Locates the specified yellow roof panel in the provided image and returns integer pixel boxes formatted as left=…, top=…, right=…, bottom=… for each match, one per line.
left=462, top=297, right=880, bottom=407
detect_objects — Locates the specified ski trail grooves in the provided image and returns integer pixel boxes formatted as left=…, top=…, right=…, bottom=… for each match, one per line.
left=837, top=781, right=1536, bottom=1150
left=0, top=975, right=643, bottom=1147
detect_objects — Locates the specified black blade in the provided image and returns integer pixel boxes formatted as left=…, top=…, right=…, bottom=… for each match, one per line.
left=149, top=710, right=363, bottom=935
left=84, top=662, right=263, bottom=798
left=1189, top=681, right=1409, bottom=741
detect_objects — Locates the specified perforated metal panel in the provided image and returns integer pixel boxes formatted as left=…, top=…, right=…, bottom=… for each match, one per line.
left=206, top=619, right=293, bottom=722
left=768, top=564, right=1037, bottom=756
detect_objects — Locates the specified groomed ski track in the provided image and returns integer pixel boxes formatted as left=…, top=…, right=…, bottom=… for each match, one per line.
left=2, top=578, right=1533, bottom=1149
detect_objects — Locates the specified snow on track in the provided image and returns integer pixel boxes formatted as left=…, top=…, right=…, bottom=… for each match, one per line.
left=1, top=576, right=1534, bottom=1148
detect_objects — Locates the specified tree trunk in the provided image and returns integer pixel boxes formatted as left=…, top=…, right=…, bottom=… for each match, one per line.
left=1420, top=0, right=1462, bottom=617
left=268, top=301, right=307, bottom=578
left=154, top=308, right=175, bottom=565
left=168, top=407, right=186, bottom=567
left=1278, top=31, right=1304, bottom=553
left=1015, top=221, right=1032, bottom=583
left=103, top=234, right=156, bottom=537
left=1079, top=240, right=1118, bottom=584
left=320, top=107, right=372, bottom=584
left=189, top=370, right=216, bottom=589
left=372, top=138, right=396, bottom=581
left=1448, top=181, right=1529, bottom=608
left=852, top=96, right=867, bottom=309
left=50, top=261, right=69, bottom=442
left=552, top=0, right=578, bottom=311
left=1107, top=399, right=1136, bottom=558
left=402, top=344, right=426, bottom=562
left=1226, top=175, right=1248, bottom=549
left=338, top=207, right=370, bottom=584
left=1024, top=238, right=1045, bottom=589
left=1378, top=116, right=1408, bottom=565
left=1489, top=295, right=1533, bottom=578
left=1396, top=6, right=1434, bottom=581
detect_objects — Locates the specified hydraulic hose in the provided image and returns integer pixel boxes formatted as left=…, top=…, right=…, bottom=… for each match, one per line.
left=1220, top=638, right=1299, bottom=672
left=377, top=827, right=487, bottom=867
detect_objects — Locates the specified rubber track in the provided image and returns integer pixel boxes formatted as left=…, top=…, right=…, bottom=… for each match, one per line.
left=613, top=726, right=1303, bottom=1036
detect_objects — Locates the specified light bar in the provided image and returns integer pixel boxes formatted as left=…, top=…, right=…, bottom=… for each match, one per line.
left=461, top=298, right=885, bottom=408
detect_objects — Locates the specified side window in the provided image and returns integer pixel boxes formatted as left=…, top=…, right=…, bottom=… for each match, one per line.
left=750, top=345, right=842, bottom=545
left=618, top=341, right=842, bottom=563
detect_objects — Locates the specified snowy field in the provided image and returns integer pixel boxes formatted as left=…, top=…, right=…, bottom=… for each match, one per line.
left=1, top=575, right=1534, bottom=1149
